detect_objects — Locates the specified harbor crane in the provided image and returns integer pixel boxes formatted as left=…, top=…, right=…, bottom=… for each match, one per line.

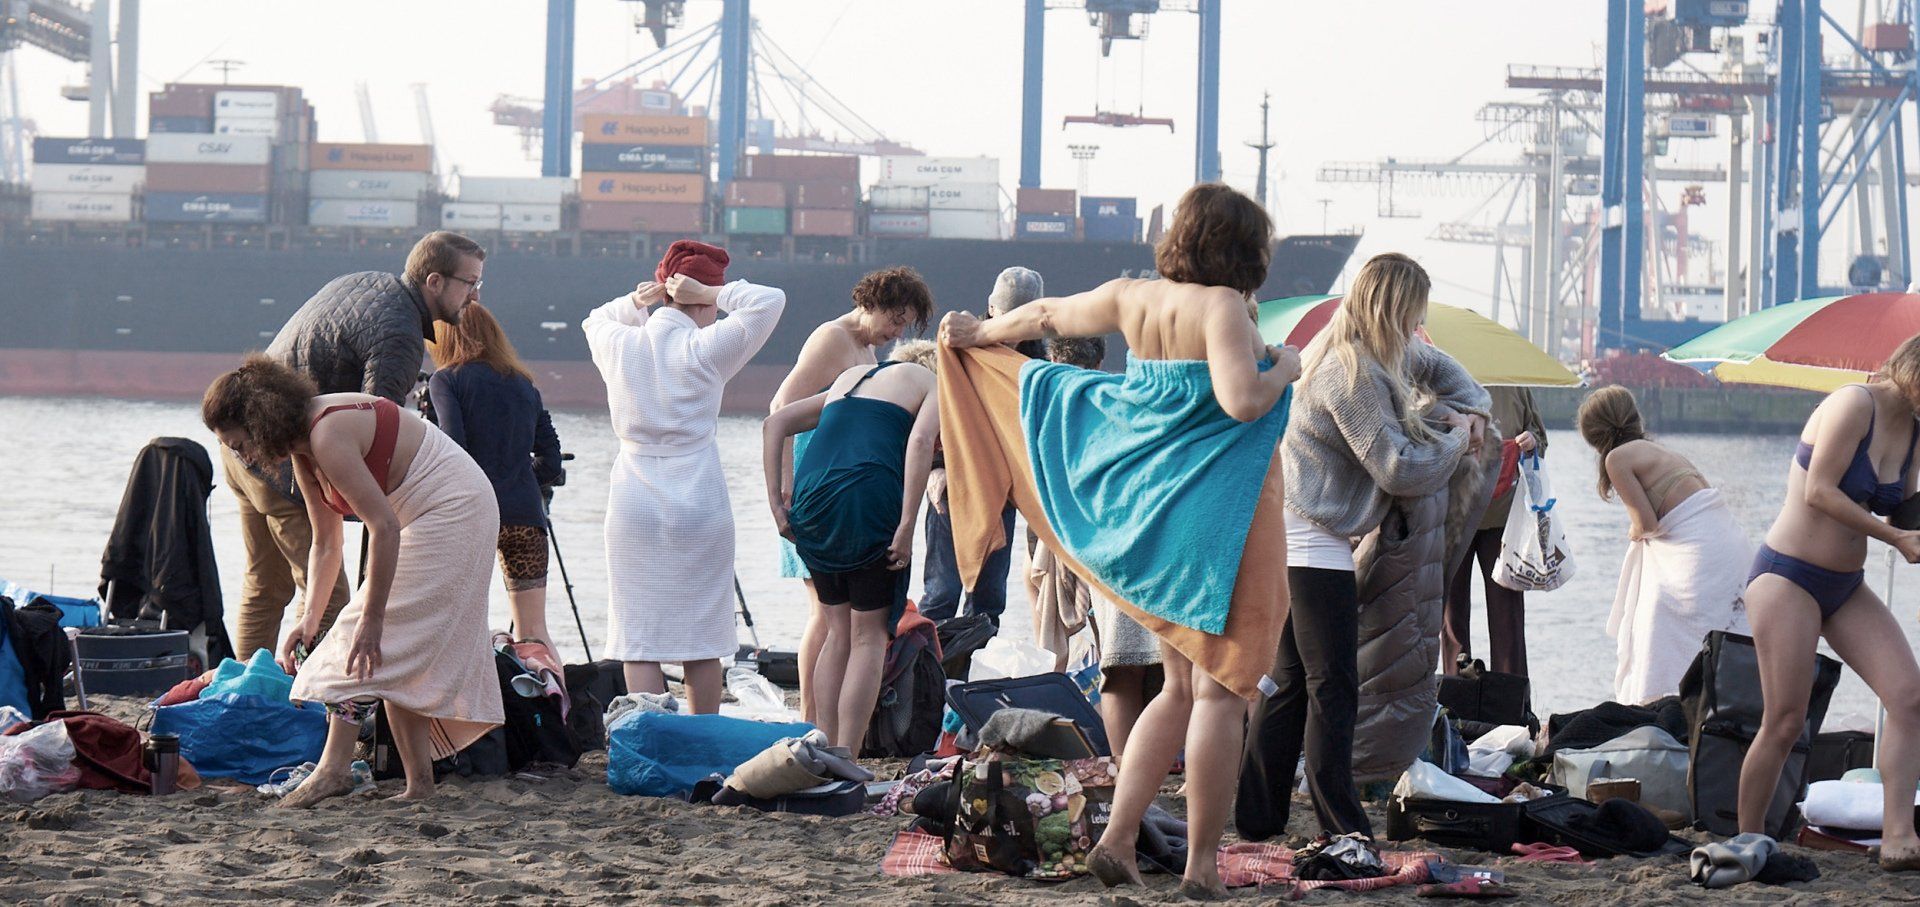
left=0, top=0, right=139, bottom=182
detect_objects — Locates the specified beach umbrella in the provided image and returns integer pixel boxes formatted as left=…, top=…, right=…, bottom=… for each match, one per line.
left=1662, top=292, right=1920, bottom=393
left=1257, top=295, right=1581, bottom=387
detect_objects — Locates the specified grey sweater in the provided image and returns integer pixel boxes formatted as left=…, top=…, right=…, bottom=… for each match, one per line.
left=1283, top=342, right=1491, bottom=538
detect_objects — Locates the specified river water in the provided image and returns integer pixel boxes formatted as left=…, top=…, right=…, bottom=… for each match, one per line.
left=3, top=395, right=1915, bottom=726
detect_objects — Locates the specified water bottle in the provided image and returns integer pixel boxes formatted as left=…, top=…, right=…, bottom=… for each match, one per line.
left=147, top=733, right=180, bottom=796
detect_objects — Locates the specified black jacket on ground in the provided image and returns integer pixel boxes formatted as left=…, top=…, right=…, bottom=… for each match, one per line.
left=2, top=597, right=71, bottom=719
left=97, top=437, right=235, bottom=664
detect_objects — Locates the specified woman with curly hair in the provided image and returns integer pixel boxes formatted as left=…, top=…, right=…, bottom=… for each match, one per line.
left=202, top=355, right=502, bottom=808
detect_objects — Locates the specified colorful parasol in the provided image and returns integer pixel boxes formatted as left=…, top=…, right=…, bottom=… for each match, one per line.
left=1257, top=295, right=1581, bottom=387
left=1662, top=292, right=1920, bottom=393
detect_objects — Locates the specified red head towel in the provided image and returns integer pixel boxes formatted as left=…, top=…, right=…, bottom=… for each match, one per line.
left=655, top=240, right=730, bottom=294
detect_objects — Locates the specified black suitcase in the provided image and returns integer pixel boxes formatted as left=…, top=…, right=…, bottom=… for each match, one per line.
left=944, top=673, right=1110, bottom=757
left=1679, top=630, right=1842, bottom=838
left=1386, top=792, right=1561, bottom=854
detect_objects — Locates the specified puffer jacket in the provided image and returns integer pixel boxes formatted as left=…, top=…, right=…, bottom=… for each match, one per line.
left=1349, top=427, right=1502, bottom=782
left=266, top=271, right=433, bottom=401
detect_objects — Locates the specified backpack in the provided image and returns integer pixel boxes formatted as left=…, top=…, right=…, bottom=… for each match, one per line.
left=861, top=610, right=946, bottom=759
left=1679, top=630, right=1841, bottom=838
left=373, top=650, right=581, bottom=779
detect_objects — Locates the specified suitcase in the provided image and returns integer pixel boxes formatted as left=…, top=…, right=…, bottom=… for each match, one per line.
left=1387, top=791, right=1561, bottom=854
left=944, top=673, right=1110, bottom=757
left=726, top=779, right=866, bottom=817
left=72, top=626, right=192, bottom=696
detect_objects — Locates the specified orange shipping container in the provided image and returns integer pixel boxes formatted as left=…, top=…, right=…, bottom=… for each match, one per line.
left=145, top=163, right=273, bottom=194
left=311, top=143, right=434, bottom=172
left=582, top=115, right=708, bottom=146
left=579, top=172, right=708, bottom=203
left=791, top=208, right=857, bottom=237
left=1016, top=187, right=1076, bottom=217
left=577, top=201, right=707, bottom=234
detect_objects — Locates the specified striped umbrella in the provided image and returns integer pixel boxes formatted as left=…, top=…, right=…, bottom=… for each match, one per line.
left=1662, top=292, right=1920, bottom=392
left=1258, top=295, right=1581, bottom=387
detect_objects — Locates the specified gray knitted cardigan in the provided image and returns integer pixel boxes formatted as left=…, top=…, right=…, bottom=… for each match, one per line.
left=1283, top=342, right=1491, bottom=538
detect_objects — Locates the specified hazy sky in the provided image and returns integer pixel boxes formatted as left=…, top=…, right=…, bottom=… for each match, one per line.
left=12, top=1, right=1762, bottom=319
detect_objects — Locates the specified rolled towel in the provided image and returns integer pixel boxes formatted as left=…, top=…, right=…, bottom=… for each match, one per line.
left=1690, top=833, right=1777, bottom=889
left=724, top=736, right=829, bottom=799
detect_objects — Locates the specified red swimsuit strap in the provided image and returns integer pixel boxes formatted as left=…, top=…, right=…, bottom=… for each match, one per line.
left=309, top=398, right=402, bottom=493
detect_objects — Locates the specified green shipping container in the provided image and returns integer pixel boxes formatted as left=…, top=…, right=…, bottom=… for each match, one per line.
left=724, top=206, right=787, bottom=235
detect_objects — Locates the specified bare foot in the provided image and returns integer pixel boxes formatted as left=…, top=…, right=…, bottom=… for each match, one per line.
left=1879, top=838, right=1920, bottom=872
left=274, top=770, right=358, bottom=809
left=1088, top=844, right=1144, bottom=888
left=1178, top=879, right=1232, bottom=901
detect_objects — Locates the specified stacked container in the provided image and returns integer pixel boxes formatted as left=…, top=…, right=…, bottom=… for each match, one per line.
left=28, top=137, right=144, bottom=223
left=727, top=153, right=861, bottom=238
left=1014, top=187, right=1078, bottom=241
left=144, top=134, right=275, bottom=224
left=443, top=176, right=573, bottom=233
left=1079, top=196, right=1141, bottom=243
left=578, top=114, right=709, bottom=235
left=872, top=156, right=1000, bottom=240
left=306, top=144, right=433, bottom=229
left=142, top=83, right=315, bottom=225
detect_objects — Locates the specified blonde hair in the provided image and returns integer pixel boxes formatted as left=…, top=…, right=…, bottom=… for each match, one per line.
left=1301, top=252, right=1436, bottom=443
left=428, top=303, right=532, bottom=381
left=1879, top=334, right=1920, bottom=401
left=1576, top=386, right=1647, bottom=500
left=888, top=339, right=939, bottom=373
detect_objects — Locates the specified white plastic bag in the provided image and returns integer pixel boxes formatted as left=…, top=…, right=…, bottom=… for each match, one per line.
left=0, top=720, right=80, bottom=803
left=967, top=636, right=1055, bottom=682
left=1392, top=759, right=1498, bottom=804
left=1492, top=453, right=1575, bottom=592
left=720, top=666, right=801, bottom=723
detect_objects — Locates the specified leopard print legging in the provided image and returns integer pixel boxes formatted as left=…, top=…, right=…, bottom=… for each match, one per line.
left=497, top=523, right=549, bottom=592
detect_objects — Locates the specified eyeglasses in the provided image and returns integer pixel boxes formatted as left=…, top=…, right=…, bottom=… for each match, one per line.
left=442, top=273, right=484, bottom=293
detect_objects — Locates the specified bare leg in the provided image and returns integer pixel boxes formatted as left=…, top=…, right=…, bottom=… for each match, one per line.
left=1177, top=664, right=1244, bottom=899
left=797, top=580, right=829, bottom=726
left=382, top=703, right=438, bottom=801
left=833, top=608, right=892, bottom=750
left=809, top=604, right=853, bottom=742
left=1089, top=640, right=1194, bottom=888
left=507, top=585, right=550, bottom=650
left=1820, top=587, right=1920, bottom=867
left=624, top=661, right=667, bottom=696
left=681, top=658, right=725, bottom=715
left=1736, top=574, right=1821, bottom=835
left=1100, top=665, right=1148, bottom=760
left=277, top=712, right=363, bottom=808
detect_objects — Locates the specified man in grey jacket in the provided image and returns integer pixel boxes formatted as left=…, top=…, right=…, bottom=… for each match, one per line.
left=221, top=230, right=486, bottom=658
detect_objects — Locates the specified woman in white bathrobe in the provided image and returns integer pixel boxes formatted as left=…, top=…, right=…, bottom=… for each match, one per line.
left=1578, top=386, right=1750, bottom=704
left=585, top=241, right=785, bottom=712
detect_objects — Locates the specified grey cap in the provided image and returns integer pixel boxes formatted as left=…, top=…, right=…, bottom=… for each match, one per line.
left=987, top=266, right=1044, bottom=315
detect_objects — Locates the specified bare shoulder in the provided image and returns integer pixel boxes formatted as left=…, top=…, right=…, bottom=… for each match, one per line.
left=1605, top=440, right=1656, bottom=473
left=804, top=320, right=860, bottom=354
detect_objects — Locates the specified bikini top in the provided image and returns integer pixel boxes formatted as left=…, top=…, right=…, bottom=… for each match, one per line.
left=1792, top=386, right=1917, bottom=517
left=1644, top=465, right=1707, bottom=514
left=299, top=398, right=401, bottom=518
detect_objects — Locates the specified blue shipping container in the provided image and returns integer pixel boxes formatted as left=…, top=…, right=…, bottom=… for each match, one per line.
left=581, top=143, right=707, bottom=174
left=33, top=137, right=145, bottom=166
left=1015, top=214, right=1076, bottom=241
left=150, top=116, right=214, bottom=134
left=145, top=192, right=269, bottom=224
left=1082, top=216, right=1141, bottom=243
left=1079, top=196, right=1137, bottom=220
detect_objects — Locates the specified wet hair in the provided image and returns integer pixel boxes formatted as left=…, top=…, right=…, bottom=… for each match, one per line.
left=201, top=354, right=318, bottom=464
left=1046, top=335, right=1106, bottom=370
left=404, top=230, right=487, bottom=288
left=888, top=338, right=939, bottom=373
left=1153, top=183, right=1273, bottom=296
left=852, top=266, right=934, bottom=332
left=1881, top=334, right=1920, bottom=403
left=429, top=302, right=532, bottom=381
left=1302, top=252, right=1438, bottom=444
left=1576, top=385, right=1648, bottom=500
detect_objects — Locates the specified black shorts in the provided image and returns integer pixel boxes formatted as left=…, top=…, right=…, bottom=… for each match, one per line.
left=814, top=558, right=910, bottom=623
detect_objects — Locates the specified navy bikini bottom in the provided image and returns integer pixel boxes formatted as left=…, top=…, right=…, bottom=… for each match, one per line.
left=1748, top=544, right=1864, bottom=620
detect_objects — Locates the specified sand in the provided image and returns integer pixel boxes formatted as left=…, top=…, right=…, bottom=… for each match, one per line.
left=0, top=695, right=1896, bottom=905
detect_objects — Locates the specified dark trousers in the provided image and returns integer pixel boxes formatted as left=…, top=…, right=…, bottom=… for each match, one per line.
left=919, top=500, right=1015, bottom=623
left=1237, top=566, right=1372, bottom=840
left=1442, top=527, right=1529, bottom=676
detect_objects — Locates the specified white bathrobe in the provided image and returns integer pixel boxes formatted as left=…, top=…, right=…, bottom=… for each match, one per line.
left=1608, top=488, right=1752, bottom=704
left=585, top=281, right=785, bottom=661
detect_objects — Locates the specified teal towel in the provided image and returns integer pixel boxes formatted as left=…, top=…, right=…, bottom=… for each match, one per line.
left=1019, top=354, right=1290, bottom=635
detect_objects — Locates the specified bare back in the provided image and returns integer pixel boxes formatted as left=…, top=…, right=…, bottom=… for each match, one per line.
left=1112, top=279, right=1268, bottom=363
left=823, top=361, right=934, bottom=415
left=1609, top=438, right=1709, bottom=520
left=302, top=392, right=429, bottom=495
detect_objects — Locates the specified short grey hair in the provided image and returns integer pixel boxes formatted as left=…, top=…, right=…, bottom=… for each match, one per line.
left=987, top=266, right=1044, bottom=315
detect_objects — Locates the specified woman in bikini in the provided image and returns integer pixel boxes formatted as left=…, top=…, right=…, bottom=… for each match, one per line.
left=1577, top=386, right=1749, bottom=703
left=1738, top=335, right=1920, bottom=871
left=203, top=355, right=503, bottom=808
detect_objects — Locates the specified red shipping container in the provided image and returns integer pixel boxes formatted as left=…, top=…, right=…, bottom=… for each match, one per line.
left=724, top=180, right=787, bottom=208
left=790, top=181, right=858, bottom=210
left=578, top=201, right=707, bottom=234
left=1016, top=187, right=1076, bottom=216
left=737, top=154, right=781, bottom=181
left=149, top=87, right=216, bottom=119
left=777, top=155, right=860, bottom=183
left=145, top=162, right=274, bottom=194
left=1866, top=22, right=1913, bottom=51
left=791, top=208, right=857, bottom=237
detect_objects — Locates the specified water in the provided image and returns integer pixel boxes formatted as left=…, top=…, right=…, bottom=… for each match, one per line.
left=3, top=396, right=1915, bottom=726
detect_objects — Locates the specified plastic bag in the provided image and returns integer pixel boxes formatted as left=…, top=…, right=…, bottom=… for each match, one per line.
left=0, top=720, right=81, bottom=802
left=1492, top=453, right=1575, bottom=592
left=720, top=666, right=800, bottom=723
left=1392, top=759, right=1498, bottom=804
left=0, top=706, right=29, bottom=733
left=968, top=637, right=1055, bottom=683
left=150, top=693, right=328, bottom=785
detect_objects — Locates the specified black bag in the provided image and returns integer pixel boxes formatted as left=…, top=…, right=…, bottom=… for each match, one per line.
left=755, top=650, right=800, bottom=689
left=495, top=652, right=581, bottom=771
left=935, top=614, right=998, bottom=681
left=562, top=663, right=609, bottom=753
left=372, top=708, right=510, bottom=780
left=1679, top=630, right=1842, bottom=838
left=1809, top=730, right=1876, bottom=783
left=861, top=629, right=946, bottom=758
left=1437, top=658, right=1534, bottom=730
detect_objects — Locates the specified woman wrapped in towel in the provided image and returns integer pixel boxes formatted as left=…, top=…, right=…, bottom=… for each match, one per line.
left=1577, top=386, right=1750, bottom=705
left=202, top=356, right=503, bottom=807
left=938, top=183, right=1301, bottom=899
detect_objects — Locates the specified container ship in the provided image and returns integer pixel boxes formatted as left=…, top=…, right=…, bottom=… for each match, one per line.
left=0, top=82, right=1359, bottom=409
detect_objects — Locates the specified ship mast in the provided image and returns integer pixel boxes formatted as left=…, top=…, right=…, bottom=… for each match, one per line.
left=1247, top=91, right=1274, bottom=209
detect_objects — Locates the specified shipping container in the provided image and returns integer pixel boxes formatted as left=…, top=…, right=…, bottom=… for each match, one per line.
left=213, top=117, right=283, bottom=140
left=29, top=164, right=144, bottom=194
left=144, top=192, right=269, bottom=223
left=927, top=209, right=1001, bottom=240
left=150, top=116, right=213, bottom=134
left=868, top=184, right=931, bottom=211
left=867, top=210, right=931, bottom=236
left=724, top=207, right=787, bottom=235
left=148, top=87, right=215, bottom=119
left=1016, top=188, right=1076, bottom=217
left=580, top=143, right=706, bottom=174
left=724, top=181, right=787, bottom=208
left=791, top=208, right=857, bottom=237
left=1079, top=196, right=1138, bottom=220
left=309, top=143, right=435, bottom=172
left=577, top=200, right=707, bottom=234
left=581, top=114, right=708, bottom=146
left=307, top=198, right=421, bottom=229
left=925, top=181, right=1001, bottom=211
left=214, top=90, right=281, bottom=120
left=579, top=172, right=706, bottom=203
left=1081, top=215, right=1141, bottom=243
left=440, top=202, right=503, bottom=231
left=790, top=181, right=858, bottom=210
left=306, top=170, right=435, bottom=200
left=33, top=137, right=144, bottom=166
left=452, top=176, right=574, bottom=205
left=500, top=203, right=564, bottom=233
left=145, top=163, right=273, bottom=194
left=146, top=134, right=272, bottom=166
left=738, top=153, right=860, bottom=183
left=1015, top=213, right=1076, bottom=241
left=30, top=192, right=134, bottom=222
left=878, top=155, right=998, bottom=185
